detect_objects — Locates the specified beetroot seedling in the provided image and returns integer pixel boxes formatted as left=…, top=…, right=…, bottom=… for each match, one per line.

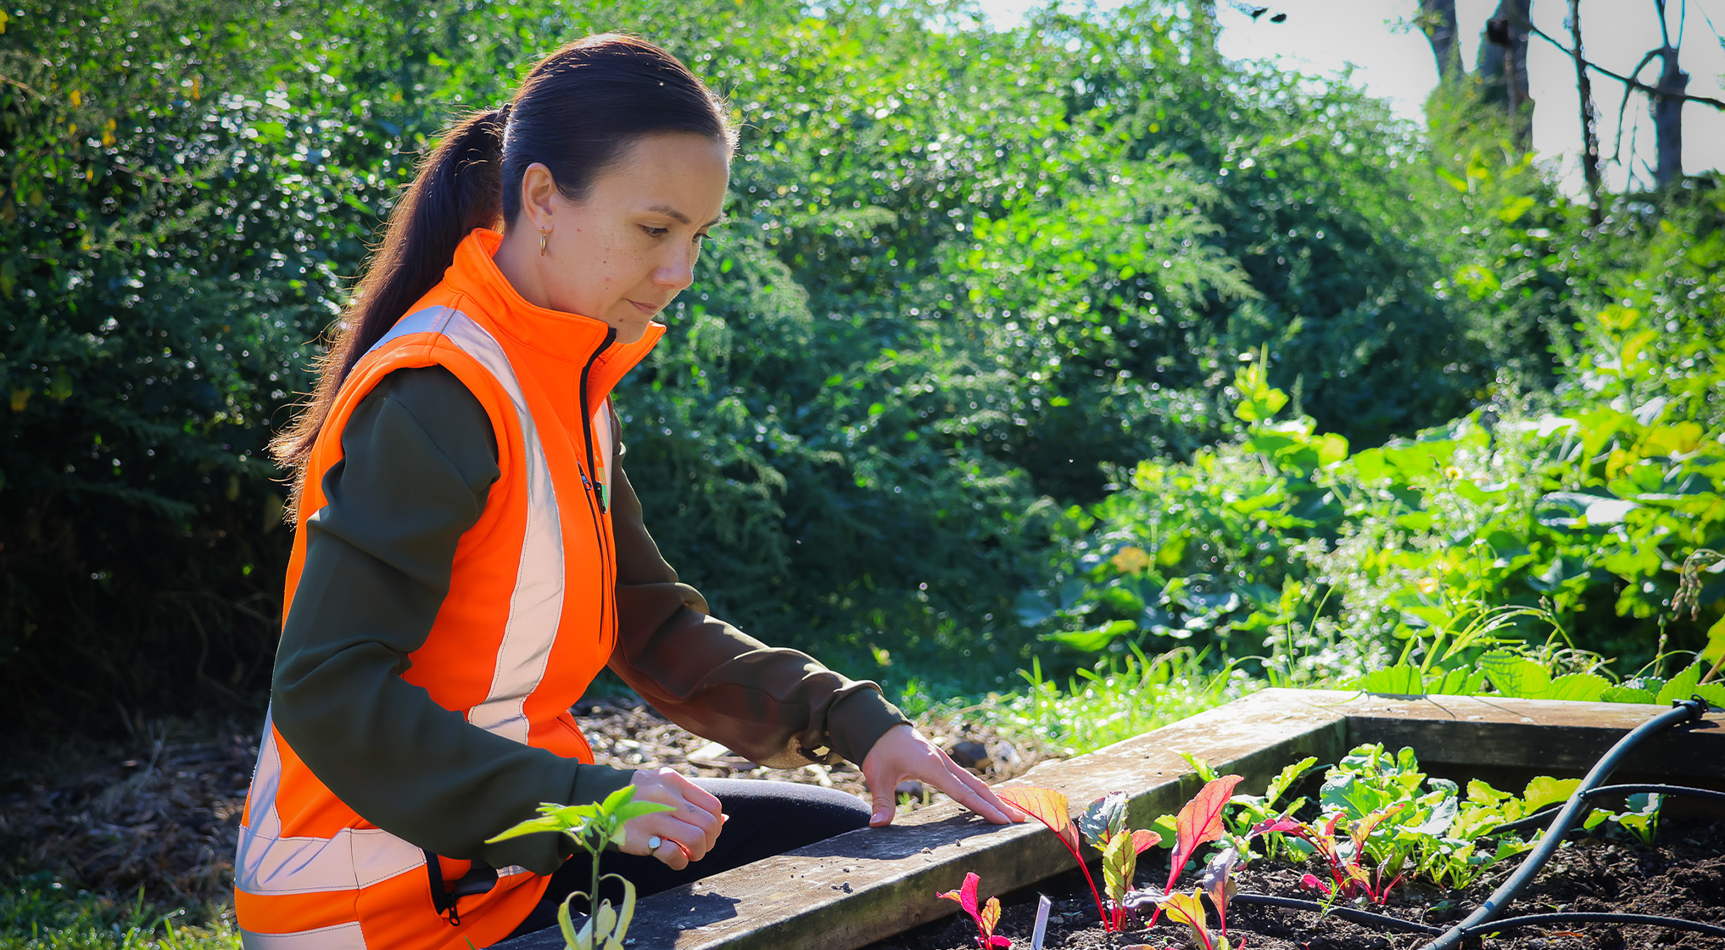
left=1079, top=790, right=1163, bottom=930
left=937, top=872, right=1011, bottom=948
left=998, top=785, right=1111, bottom=930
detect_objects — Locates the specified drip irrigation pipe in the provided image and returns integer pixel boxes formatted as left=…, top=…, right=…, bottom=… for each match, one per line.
left=1459, top=911, right=1725, bottom=939
left=1231, top=892, right=1441, bottom=935
left=1487, top=783, right=1725, bottom=837
left=1416, top=698, right=1711, bottom=950
left=1231, top=896, right=1725, bottom=940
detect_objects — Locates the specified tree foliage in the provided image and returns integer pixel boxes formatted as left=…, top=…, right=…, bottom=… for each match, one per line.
left=5, top=0, right=1708, bottom=725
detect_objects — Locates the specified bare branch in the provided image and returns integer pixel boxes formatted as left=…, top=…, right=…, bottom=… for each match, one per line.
left=1510, top=10, right=1725, bottom=110
left=1612, top=49, right=1662, bottom=164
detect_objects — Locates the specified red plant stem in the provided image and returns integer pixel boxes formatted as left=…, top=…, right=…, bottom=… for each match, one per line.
left=1059, top=839, right=1111, bottom=932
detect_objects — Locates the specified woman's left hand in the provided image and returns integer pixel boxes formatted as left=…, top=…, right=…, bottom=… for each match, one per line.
left=859, top=723, right=1027, bottom=827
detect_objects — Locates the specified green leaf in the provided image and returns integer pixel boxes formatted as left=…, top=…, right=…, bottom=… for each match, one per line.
left=1703, top=614, right=1725, bottom=666
left=1079, top=791, right=1129, bottom=848
left=612, top=801, right=677, bottom=823
left=1353, top=664, right=1427, bottom=695
left=1479, top=653, right=1552, bottom=699
left=1546, top=673, right=1608, bottom=702
left=1656, top=662, right=1705, bottom=706
left=1041, top=619, right=1134, bottom=652
left=1694, top=682, right=1725, bottom=710
left=558, top=891, right=586, bottom=949
left=1466, top=779, right=1512, bottom=806
left=1599, top=685, right=1658, bottom=704
left=1264, top=757, right=1319, bottom=808
left=1180, top=752, right=1221, bottom=782
left=1522, top=776, right=1581, bottom=812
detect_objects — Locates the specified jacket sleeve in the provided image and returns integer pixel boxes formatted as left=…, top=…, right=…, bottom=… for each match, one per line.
left=606, top=406, right=911, bottom=769
left=271, top=366, right=632, bottom=876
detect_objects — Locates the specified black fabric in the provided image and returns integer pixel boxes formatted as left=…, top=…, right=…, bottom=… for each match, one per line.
left=502, top=778, right=871, bottom=941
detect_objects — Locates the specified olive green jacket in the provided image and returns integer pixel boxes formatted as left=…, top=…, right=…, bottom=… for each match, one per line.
left=270, top=366, right=908, bottom=873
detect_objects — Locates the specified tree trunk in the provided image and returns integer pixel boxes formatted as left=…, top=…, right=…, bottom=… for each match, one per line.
left=1419, top=0, right=1462, bottom=82
left=1653, top=47, right=1689, bottom=187
left=1569, top=0, right=1603, bottom=221
left=1478, top=0, right=1535, bottom=148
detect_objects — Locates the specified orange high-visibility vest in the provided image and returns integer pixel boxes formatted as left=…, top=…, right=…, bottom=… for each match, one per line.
left=236, top=228, right=664, bottom=949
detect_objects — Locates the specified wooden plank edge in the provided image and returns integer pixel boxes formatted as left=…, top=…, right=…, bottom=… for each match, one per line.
left=500, top=688, right=1350, bottom=950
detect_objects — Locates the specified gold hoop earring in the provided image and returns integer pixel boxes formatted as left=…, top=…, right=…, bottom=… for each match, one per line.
left=538, top=227, right=550, bottom=257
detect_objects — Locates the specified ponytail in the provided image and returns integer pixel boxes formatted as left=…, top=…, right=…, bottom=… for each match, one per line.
left=270, top=107, right=507, bottom=513
left=271, top=34, right=733, bottom=517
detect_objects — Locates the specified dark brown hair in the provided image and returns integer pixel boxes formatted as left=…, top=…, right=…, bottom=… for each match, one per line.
left=271, top=33, right=733, bottom=506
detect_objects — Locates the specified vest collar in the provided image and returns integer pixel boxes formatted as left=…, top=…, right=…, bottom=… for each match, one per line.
left=442, top=228, right=665, bottom=392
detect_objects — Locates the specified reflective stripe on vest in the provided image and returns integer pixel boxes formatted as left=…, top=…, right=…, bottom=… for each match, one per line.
left=241, top=920, right=369, bottom=950
left=368, top=305, right=565, bottom=746
left=237, top=715, right=427, bottom=896
left=237, top=305, right=572, bottom=945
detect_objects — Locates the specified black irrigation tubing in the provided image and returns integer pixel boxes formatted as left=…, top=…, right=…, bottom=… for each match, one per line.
left=1231, top=892, right=1443, bottom=935
left=1486, top=783, right=1725, bottom=837
left=1417, top=697, right=1713, bottom=950
left=1460, top=911, right=1725, bottom=939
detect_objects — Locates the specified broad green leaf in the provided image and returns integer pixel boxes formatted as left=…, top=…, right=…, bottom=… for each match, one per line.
left=1432, top=667, right=1488, bottom=695
left=1354, top=664, right=1427, bottom=695
left=1523, top=776, right=1581, bottom=812
left=1656, top=662, right=1705, bottom=706
left=1694, top=682, right=1725, bottom=710
left=1546, top=673, right=1609, bottom=702
left=1479, top=653, right=1551, bottom=698
left=1599, top=685, right=1658, bottom=704
left=1702, top=613, right=1725, bottom=666
left=1466, top=780, right=1511, bottom=806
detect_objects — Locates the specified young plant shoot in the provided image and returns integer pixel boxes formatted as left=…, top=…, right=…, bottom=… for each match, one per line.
left=487, top=786, right=673, bottom=950
left=937, top=872, right=1012, bottom=949
left=1144, top=774, right=1244, bottom=925
left=1077, top=790, right=1163, bottom=930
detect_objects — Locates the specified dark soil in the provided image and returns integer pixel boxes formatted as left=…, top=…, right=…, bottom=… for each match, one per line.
left=0, top=697, right=1041, bottom=910
left=870, top=821, right=1725, bottom=950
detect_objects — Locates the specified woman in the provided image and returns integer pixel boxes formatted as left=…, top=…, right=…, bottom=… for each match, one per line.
left=235, top=33, right=1019, bottom=950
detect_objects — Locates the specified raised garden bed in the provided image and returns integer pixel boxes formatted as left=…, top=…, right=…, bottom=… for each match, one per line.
left=872, top=817, right=1725, bottom=949
left=498, top=689, right=1725, bottom=950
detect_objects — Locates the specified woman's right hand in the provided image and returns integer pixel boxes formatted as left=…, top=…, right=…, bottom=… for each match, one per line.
left=621, top=768, right=725, bottom=870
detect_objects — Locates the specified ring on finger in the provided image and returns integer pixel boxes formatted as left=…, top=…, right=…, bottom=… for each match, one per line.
left=647, top=835, right=663, bottom=851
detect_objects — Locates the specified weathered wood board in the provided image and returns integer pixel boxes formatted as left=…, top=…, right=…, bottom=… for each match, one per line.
left=496, top=689, right=1724, bottom=950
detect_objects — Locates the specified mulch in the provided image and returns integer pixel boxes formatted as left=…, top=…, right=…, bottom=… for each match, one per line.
left=0, top=697, right=1046, bottom=911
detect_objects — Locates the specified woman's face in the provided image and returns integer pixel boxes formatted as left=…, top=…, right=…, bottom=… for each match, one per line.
left=520, top=132, right=730, bottom=345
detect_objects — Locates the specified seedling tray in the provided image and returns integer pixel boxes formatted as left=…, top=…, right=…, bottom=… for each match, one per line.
left=497, top=688, right=1725, bottom=949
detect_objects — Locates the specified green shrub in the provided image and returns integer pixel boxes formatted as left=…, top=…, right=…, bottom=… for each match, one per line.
left=1024, top=187, right=1725, bottom=679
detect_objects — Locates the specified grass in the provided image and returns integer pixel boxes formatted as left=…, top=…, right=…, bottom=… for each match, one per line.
left=896, top=645, right=1259, bottom=758
left=0, top=878, right=237, bottom=950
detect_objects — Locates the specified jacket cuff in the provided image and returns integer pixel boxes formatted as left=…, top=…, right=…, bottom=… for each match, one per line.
left=824, top=686, right=912, bottom=766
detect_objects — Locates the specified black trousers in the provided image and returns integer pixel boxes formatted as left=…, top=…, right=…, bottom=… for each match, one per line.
left=504, top=777, right=871, bottom=940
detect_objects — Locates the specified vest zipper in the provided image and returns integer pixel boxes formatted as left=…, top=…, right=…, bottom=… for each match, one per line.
left=579, top=328, right=618, bottom=653
left=579, top=327, right=617, bottom=515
